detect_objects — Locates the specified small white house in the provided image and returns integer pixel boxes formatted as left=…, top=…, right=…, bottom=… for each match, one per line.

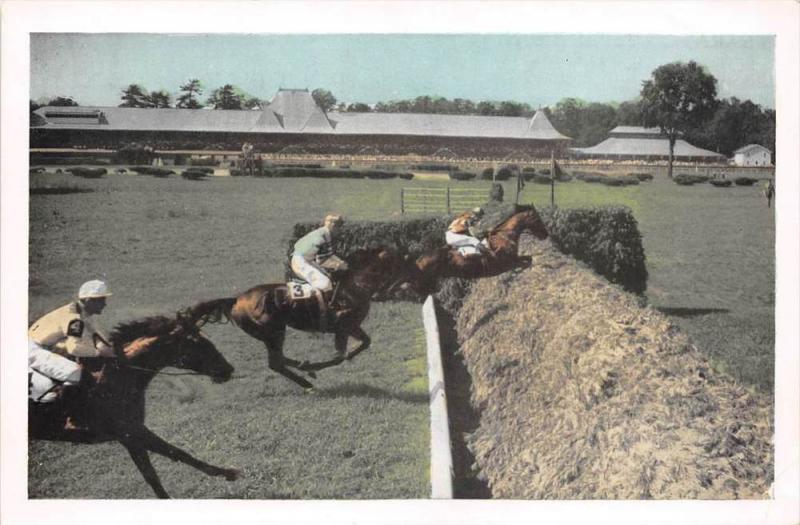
left=732, top=144, right=772, bottom=167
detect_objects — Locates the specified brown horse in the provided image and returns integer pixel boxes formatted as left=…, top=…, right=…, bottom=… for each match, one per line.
left=185, top=247, right=410, bottom=390
left=29, top=313, right=239, bottom=499
left=411, top=205, right=549, bottom=294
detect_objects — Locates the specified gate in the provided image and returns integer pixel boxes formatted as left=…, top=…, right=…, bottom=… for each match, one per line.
left=401, top=187, right=487, bottom=214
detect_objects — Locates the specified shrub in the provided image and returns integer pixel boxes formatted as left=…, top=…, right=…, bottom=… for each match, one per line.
left=67, top=167, right=107, bottom=178
left=181, top=169, right=208, bottom=180
left=494, top=167, right=513, bottom=181
left=364, top=170, right=398, bottom=180
left=539, top=169, right=551, bottom=176
left=409, top=163, right=456, bottom=172
left=229, top=168, right=243, bottom=177
left=398, top=172, right=414, bottom=180
left=115, top=168, right=127, bottom=174
left=556, top=173, right=573, bottom=183
left=674, top=174, right=709, bottom=185
left=449, top=171, right=477, bottom=181
left=632, top=172, right=654, bottom=182
left=734, top=177, right=758, bottom=186
left=532, top=174, right=552, bottom=184
left=541, top=206, right=648, bottom=294
left=129, top=166, right=174, bottom=177
left=30, top=166, right=46, bottom=174
left=710, top=179, right=732, bottom=187
left=601, top=176, right=639, bottom=187
left=480, top=168, right=494, bottom=180
left=521, top=167, right=537, bottom=174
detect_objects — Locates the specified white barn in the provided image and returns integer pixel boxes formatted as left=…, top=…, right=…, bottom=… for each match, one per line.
left=732, top=144, right=772, bottom=166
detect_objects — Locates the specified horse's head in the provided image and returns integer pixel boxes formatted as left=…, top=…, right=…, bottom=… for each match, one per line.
left=112, top=315, right=234, bottom=383
left=347, top=246, right=412, bottom=298
left=514, top=206, right=549, bottom=240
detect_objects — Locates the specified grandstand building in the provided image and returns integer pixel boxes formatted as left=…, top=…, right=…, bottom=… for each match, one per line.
left=31, top=89, right=572, bottom=160
left=571, top=126, right=726, bottom=163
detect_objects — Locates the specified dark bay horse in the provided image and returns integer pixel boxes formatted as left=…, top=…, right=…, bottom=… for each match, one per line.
left=185, top=247, right=410, bottom=390
left=411, top=206, right=549, bottom=294
left=29, top=313, right=239, bottom=499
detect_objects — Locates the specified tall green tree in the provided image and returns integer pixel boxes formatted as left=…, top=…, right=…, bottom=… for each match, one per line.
left=206, top=84, right=244, bottom=110
left=119, top=84, right=153, bottom=108
left=346, top=102, right=371, bottom=112
left=640, top=61, right=719, bottom=177
left=311, top=89, right=337, bottom=112
left=176, top=79, right=204, bottom=109
left=148, top=90, right=171, bottom=108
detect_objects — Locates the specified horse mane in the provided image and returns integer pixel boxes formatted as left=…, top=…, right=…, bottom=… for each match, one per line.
left=109, top=315, right=179, bottom=348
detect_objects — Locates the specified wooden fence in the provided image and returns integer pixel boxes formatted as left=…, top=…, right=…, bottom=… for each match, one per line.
left=401, top=187, right=488, bottom=214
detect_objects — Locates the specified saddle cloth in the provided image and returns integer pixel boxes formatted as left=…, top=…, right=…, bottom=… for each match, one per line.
left=286, top=280, right=316, bottom=300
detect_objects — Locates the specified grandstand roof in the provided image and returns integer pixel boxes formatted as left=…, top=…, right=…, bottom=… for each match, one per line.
left=32, top=90, right=571, bottom=142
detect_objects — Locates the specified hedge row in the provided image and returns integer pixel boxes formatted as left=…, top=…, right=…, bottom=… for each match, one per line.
left=734, top=177, right=758, bottom=186
left=408, top=163, right=457, bottom=172
left=540, top=206, right=648, bottom=294
left=673, top=174, right=709, bottom=185
left=710, top=179, right=733, bottom=187
left=449, top=171, right=477, bottom=181
left=181, top=168, right=210, bottom=180
left=130, top=166, right=175, bottom=177
left=288, top=205, right=648, bottom=297
left=231, top=167, right=413, bottom=179
left=67, top=167, right=107, bottom=178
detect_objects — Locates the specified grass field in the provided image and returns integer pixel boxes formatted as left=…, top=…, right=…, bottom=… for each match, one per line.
left=27, top=169, right=774, bottom=498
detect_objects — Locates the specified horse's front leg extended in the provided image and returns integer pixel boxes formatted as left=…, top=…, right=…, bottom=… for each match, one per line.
left=121, top=441, right=171, bottom=499
left=135, top=426, right=240, bottom=481
left=344, top=326, right=371, bottom=361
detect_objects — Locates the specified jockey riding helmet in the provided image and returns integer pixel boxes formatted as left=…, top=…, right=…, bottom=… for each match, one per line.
left=78, top=280, right=113, bottom=299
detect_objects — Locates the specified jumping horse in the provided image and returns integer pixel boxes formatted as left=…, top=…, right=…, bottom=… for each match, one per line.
left=411, top=205, right=549, bottom=294
left=28, top=313, right=239, bottom=499
left=185, top=247, right=410, bottom=390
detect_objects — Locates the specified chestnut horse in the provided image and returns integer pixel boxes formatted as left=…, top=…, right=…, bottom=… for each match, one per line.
left=411, top=205, right=549, bottom=294
left=29, top=313, right=239, bottom=499
left=185, top=247, right=410, bottom=390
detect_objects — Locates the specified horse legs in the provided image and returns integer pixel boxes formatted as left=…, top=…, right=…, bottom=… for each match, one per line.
left=343, top=326, right=371, bottom=361
left=263, top=330, right=315, bottom=390
left=121, top=442, right=171, bottom=499
left=131, top=426, right=240, bottom=482
left=296, top=326, right=371, bottom=373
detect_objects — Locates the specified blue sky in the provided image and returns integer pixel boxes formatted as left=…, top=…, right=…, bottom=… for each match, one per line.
left=30, top=34, right=775, bottom=109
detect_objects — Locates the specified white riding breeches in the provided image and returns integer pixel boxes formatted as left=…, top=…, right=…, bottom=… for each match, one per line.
left=28, top=339, right=82, bottom=403
left=446, top=231, right=489, bottom=249
left=290, top=255, right=333, bottom=292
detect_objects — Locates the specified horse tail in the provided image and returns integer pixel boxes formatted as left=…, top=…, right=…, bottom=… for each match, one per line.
left=185, top=298, right=237, bottom=326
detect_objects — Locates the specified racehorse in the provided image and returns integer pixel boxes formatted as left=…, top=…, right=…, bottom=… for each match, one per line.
left=184, top=247, right=410, bottom=390
left=411, top=205, right=549, bottom=294
left=28, top=313, right=239, bottom=499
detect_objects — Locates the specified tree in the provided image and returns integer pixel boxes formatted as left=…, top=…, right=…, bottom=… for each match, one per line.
left=615, top=99, right=643, bottom=126
left=119, top=84, right=153, bottom=108
left=243, top=97, right=263, bottom=110
left=640, top=61, right=719, bottom=177
left=311, top=89, right=337, bottom=112
left=47, top=96, right=79, bottom=107
left=176, top=79, right=203, bottom=109
left=206, top=84, right=244, bottom=110
left=346, top=102, right=371, bottom=112
left=147, top=90, right=171, bottom=108
left=477, top=101, right=496, bottom=115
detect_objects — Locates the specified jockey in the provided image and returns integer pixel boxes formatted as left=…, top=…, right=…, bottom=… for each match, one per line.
left=446, top=207, right=491, bottom=256
left=290, top=214, right=345, bottom=327
left=28, top=280, right=117, bottom=409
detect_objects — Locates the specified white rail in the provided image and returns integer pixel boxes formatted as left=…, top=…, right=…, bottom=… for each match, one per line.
left=422, top=295, right=454, bottom=498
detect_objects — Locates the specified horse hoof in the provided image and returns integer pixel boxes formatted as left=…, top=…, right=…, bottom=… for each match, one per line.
left=223, top=468, right=240, bottom=481
left=303, top=387, right=316, bottom=395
